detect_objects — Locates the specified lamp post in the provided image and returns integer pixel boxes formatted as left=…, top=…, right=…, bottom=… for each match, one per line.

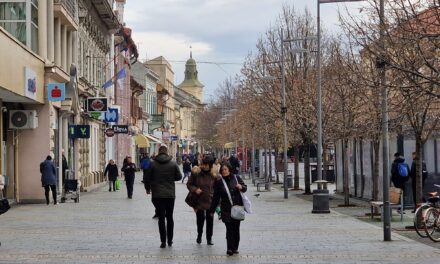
left=317, top=0, right=389, bottom=240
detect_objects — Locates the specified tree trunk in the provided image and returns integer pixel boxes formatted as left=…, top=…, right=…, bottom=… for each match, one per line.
left=264, top=148, right=268, bottom=181
left=415, top=137, right=424, bottom=204
left=269, top=148, right=273, bottom=182
left=294, top=145, right=300, bottom=190
left=274, top=147, right=280, bottom=184
left=360, top=139, right=365, bottom=198
left=343, top=138, right=350, bottom=206
left=353, top=138, right=358, bottom=197
left=323, top=143, right=328, bottom=181
left=304, top=138, right=311, bottom=194
left=372, top=140, right=380, bottom=202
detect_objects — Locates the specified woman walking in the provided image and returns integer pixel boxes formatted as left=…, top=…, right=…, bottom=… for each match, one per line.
left=121, top=156, right=137, bottom=199
left=187, top=155, right=218, bottom=245
left=210, top=162, right=247, bottom=256
left=104, top=159, right=119, bottom=192
left=40, top=155, right=58, bottom=205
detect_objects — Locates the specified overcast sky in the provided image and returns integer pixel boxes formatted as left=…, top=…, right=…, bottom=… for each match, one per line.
left=124, top=0, right=366, bottom=102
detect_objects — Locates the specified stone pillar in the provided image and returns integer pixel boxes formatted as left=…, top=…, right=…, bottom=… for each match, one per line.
left=38, top=0, right=48, bottom=59
left=54, top=18, right=61, bottom=66
left=61, top=25, right=67, bottom=71
left=47, top=0, right=54, bottom=62
left=67, top=31, right=72, bottom=69
left=72, top=31, right=78, bottom=66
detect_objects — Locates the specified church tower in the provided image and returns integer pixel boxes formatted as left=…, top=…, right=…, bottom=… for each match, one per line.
left=178, top=50, right=204, bottom=102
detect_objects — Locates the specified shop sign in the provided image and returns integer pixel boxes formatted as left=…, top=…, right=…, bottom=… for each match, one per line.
left=104, top=108, right=118, bottom=123
left=105, top=128, right=115, bottom=137
left=112, top=125, right=129, bottom=134
left=68, top=125, right=91, bottom=139
left=86, top=97, right=108, bottom=112
left=24, top=67, right=37, bottom=100
left=47, top=83, right=65, bottom=101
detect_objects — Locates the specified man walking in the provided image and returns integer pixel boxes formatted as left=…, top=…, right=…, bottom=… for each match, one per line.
left=40, top=155, right=57, bottom=205
left=144, top=146, right=182, bottom=248
left=390, top=152, right=410, bottom=211
left=121, top=156, right=137, bottom=199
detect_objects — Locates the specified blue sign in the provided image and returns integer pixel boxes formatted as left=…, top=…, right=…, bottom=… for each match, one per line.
left=47, top=83, right=66, bottom=101
left=68, top=125, right=90, bottom=139
left=170, top=135, right=178, bottom=142
left=104, top=108, right=118, bottom=123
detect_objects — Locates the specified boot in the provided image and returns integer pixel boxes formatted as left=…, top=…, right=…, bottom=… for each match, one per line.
left=196, top=234, right=202, bottom=244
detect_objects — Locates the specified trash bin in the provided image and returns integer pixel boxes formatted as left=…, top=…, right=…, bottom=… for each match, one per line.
left=287, top=175, right=293, bottom=188
left=312, top=180, right=330, bottom=214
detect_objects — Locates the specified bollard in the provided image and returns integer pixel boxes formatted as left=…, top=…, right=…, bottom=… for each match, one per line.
left=312, top=180, right=330, bottom=214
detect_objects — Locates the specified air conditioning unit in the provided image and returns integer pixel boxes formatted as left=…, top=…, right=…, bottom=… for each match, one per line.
left=9, top=110, right=38, bottom=129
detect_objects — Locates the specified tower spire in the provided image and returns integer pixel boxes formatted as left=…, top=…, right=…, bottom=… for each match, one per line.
left=190, top=45, right=192, bottom=59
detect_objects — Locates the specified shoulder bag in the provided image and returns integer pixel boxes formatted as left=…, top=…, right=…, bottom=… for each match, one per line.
left=233, top=175, right=252, bottom=214
left=221, top=177, right=245, bottom=220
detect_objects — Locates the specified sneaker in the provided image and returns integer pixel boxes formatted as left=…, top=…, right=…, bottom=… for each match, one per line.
left=226, top=250, right=233, bottom=256
left=160, top=242, right=166, bottom=248
left=167, top=241, right=173, bottom=247
left=232, top=250, right=239, bottom=254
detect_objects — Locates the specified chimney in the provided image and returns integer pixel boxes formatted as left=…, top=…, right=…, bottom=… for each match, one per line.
left=115, top=0, right=126, bottom=23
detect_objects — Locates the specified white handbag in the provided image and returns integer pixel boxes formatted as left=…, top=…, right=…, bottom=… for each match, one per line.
left=221, top=177, right=246, bottom=220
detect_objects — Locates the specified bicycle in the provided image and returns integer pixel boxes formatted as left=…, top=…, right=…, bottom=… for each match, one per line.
left=423, top=184, right=440, bottom=242
left=414, top=185, right=439, bottom=238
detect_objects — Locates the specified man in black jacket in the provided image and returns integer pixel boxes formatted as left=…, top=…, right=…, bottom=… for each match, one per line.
left=144, top=146, right=182, bottom=248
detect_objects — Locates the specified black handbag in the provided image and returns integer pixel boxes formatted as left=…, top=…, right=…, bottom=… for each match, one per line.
left=0, top=198, right=10, bottom=215
left=185, top=192, right=198, bottom=208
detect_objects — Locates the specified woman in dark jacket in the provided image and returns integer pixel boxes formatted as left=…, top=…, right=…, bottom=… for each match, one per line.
left=182, top=158, right=192, bottom=183
left=210, top=162, right=247, bottom=256
left=121, top=156, right=137, bottom=199
left=187, top=155, right=217, bottom=245
left=104, top=159, right=119, bottom=192
left=40, top=155, right=57, bottom=205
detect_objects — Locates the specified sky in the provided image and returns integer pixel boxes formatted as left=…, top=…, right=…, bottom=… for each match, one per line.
left=124, top=0, right=367, bottom=103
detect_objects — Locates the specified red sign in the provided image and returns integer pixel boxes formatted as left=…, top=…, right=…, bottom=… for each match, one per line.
left=105, top=128, right=115, bottom=137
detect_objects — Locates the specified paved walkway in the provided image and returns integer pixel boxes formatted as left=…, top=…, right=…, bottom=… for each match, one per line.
left=0, top=173, right=439, bottom=263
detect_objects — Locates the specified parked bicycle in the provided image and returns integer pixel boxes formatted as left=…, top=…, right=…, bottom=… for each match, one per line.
left=414, top=185, right=439, bottom=238
left=424, top=184, right=440, bottom=242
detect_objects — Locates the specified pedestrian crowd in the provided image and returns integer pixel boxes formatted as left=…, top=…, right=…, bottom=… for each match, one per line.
left=35, top=147, right=247, bottom=255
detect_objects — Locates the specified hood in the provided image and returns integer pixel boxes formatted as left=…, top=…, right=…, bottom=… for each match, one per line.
left=395, top=157, right=406, bottom=163
left=155, top=153, right=172, bottom=164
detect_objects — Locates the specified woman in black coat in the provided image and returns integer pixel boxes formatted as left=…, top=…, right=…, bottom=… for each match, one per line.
left=210, top=162, right=247, bottom=256
left=104, top=159, right=119, bottom=192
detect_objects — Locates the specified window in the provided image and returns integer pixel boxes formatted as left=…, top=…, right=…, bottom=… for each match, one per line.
left=0, top=0, right=38, bottom=52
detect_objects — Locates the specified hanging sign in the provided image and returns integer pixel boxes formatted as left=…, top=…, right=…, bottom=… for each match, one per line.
left=86, top=97, right=108, bottom=112
left=112, top=125, right=129, bottom=134
left=68, top=125, right=91, bottom=139
left=47, top=83, right=66, bottom=101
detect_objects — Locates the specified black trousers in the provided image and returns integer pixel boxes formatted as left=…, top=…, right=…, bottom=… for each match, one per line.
left=196, top=209, right=213, bottom=239
left=224, top=219, right=241, bottom=251
left=44, top=185, right=57, bottom=204
left=108, top=180, right=116, bottom=191
left=152, top=198, right=175, bottom=243
left=125, top=174, right=135, bottom=198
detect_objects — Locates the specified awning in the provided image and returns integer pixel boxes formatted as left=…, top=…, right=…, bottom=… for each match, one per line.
left=134, top=134, right=150, bottom=148
left=224, top=142, right=235, bottom=149
left=145, top=134, right=164, bottom=145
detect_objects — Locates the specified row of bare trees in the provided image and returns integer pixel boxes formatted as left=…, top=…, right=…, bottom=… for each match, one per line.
left=195, top=0, right=440, bottom=204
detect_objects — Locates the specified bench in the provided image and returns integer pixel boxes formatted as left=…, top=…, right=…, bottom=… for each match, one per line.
left=369, top=187, right=403, bottom=222
left=256, top=180, right=272, bottom=192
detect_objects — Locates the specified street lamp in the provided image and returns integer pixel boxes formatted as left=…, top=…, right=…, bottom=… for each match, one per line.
left=317, top=0, right=390, bottom=241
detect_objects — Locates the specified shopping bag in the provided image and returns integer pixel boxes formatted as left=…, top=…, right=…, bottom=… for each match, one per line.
left=115, top=178, right=121, bottom=190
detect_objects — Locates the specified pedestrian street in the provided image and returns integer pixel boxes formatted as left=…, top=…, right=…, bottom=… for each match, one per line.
left=0, top=173, right=439, bottom=264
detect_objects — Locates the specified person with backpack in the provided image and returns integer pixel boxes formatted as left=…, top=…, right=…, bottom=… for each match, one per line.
left=391, top=152, right=410, bottom=189
left=410, top=151, right=428, bottom=210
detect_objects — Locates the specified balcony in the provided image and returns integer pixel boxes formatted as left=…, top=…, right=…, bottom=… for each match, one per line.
left=148, top=114, right=164, bottom=133
left=91, top=0, right=119, bottom=30
left=54, top=0, right=79, bottom=30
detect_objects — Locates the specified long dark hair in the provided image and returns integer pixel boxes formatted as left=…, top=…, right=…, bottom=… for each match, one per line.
left=220, top=161, right=233, bottom=176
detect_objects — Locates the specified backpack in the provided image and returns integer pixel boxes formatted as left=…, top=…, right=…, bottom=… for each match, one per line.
left=397, top=163, right=409, bottom=178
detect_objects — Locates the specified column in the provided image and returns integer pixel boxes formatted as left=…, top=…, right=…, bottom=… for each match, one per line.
left=61, top=25, right=67, bottom=71
left=54, top=18, right=61, bottom=66
left=67, top=31, right=72, bottom=70
left=47, top=0, right=54, bottom=62
left=38, top=0, right=48, bottom=59
left=72, top=31, right=78, bottom=66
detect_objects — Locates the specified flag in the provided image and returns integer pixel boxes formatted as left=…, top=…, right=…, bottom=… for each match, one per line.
left=102, top=68, right=126, bottom=90
left=116, top=68, right=126, bottom=80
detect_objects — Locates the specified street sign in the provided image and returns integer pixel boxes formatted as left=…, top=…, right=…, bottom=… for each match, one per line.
left=112, top=125, right=128, bottom=134
left=47, top=83, right=66, bottom=101
left=68, top=125, right=90, bottom=139
left=86, top=97, right=108, bottom=112
left=170, top=135, right=178, bottom=141
left=105, top=128, right=115, bottom=137
left=104, top=108, right=118, bottom=123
